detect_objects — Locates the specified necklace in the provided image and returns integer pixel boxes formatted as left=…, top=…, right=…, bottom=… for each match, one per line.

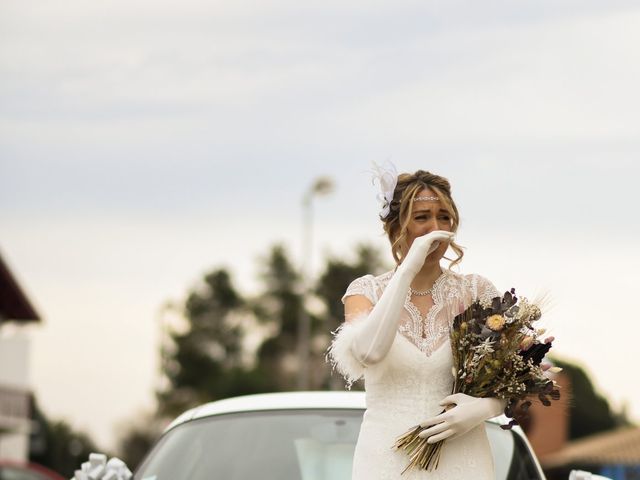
left=410, top=286, right=434, bottom=296
left=409, top=270, right=444, bottom=296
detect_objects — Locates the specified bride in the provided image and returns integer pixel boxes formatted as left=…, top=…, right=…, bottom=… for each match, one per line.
left=328, top=167, right=505, bottom=479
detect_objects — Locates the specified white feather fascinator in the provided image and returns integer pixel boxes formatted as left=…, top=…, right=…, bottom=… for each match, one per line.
left=370, top=160, right=398, bottom=219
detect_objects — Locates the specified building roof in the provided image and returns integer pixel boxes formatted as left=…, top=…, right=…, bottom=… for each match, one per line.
left=542, top=426, right=640, bottom=467
left=0, top=251, right=40, bottom=323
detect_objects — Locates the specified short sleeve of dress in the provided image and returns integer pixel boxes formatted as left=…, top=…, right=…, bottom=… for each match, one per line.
left=340, top=275, right=378, bottom=305
left=328, top=274, right=380, bottom=388
left=467, top=274, right=501, bottom=305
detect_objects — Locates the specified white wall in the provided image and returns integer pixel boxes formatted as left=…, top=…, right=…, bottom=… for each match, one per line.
left=0, top=332, right=30, bottom=389
left=0, top=430, right=29, bottom=461
left=0, top=329, right=31, bottom=461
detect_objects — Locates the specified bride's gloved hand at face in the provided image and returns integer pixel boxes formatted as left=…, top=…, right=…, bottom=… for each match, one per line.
left=417, top=393, right=506, bottom=444
left=350, top=230, right=455, bottom=365
left=400, top=230, right=453, bottom=276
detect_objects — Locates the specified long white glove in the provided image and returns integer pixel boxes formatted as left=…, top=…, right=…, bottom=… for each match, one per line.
left=350, top=230, right=455, bottom=365
left=417, top=393, right=506, bottom=443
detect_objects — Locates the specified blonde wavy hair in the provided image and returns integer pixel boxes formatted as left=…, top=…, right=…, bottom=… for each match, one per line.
left=381, top=170, right=464, bottom=269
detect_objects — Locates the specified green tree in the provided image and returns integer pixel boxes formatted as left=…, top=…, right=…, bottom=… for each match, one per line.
left=29, top=399, right=99, bottom=478
left=252, top=244, right=309, bottom=391
left=157, top=268, right=260, bottom=416
left=155, top=242, right=387, bottom=411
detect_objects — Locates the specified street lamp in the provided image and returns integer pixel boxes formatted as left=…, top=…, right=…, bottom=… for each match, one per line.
left=156, top=300, right=180, bottom=394
left=297, top=176, right=335, bottom=390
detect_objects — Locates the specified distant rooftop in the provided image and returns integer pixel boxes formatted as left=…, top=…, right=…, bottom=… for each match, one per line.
left=0, top=251, right=40, bottom=323
left=543, top=426, right=640, bottom=467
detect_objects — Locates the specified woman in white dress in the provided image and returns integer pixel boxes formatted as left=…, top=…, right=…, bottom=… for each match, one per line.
left=328, top=168, right=506, bottom=479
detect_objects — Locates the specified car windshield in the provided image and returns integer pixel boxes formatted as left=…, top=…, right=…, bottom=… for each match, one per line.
left=134, top=409, right=542, bottom=480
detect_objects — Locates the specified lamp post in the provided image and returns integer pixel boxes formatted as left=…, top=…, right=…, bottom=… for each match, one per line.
left=156, top=300, right=177, bottom=394
left=297, top=176, right=334, bottom=390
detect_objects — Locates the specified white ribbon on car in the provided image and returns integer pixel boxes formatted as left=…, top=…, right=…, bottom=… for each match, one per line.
left=72, top=453, right=133, bottom=480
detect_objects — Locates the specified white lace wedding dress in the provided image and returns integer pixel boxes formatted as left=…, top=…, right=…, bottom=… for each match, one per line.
left=328, top=269, right=500, bottom=480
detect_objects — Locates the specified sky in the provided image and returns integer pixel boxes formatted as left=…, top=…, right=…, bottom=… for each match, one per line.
left=1, top=0, right=639, bottom=450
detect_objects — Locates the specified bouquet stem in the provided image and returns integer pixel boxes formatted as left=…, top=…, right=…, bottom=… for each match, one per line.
left=394, top=414, right=446, bottom=474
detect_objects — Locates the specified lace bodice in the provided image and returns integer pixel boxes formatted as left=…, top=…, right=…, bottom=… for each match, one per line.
left=341, top=269, right=499, bottom=356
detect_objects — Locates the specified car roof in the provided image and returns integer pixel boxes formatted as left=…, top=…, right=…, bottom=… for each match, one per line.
left=164, top=390, right=517, bottom=435
left=165, top=391, right=366, bottom=432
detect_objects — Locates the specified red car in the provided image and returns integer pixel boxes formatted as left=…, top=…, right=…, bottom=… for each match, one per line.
left=0, top=460, right=65, bottom=480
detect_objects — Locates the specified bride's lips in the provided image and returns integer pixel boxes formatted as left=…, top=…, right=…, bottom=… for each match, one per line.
left=427, top=241, right=440, bottom=255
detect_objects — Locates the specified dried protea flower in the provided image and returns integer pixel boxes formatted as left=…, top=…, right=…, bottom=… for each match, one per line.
left=486, top=314, right=506, bottom=331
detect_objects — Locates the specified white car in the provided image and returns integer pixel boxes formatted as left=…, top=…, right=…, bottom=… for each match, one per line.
left=133, top=391, right=609, bottom=480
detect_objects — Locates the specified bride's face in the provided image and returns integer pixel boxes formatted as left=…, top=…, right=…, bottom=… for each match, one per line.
left=403, top=188, right=453, bottom=260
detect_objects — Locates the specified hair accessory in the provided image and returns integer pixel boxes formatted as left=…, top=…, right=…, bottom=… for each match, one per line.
left=370, top=160, right=398, bottom=218
left=414, top=196, right=439, bottom=202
